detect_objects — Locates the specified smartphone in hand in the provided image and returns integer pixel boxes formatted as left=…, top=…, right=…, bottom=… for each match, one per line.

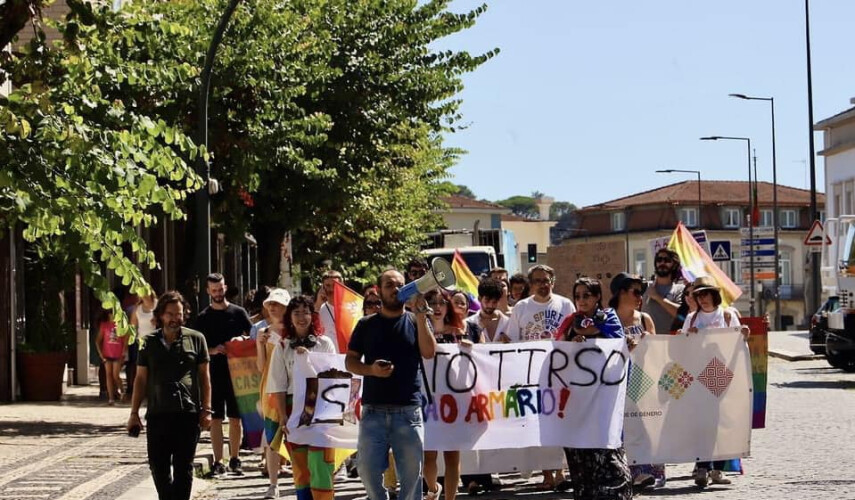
left=128, top=424, right=141, bottom=438
left=376, top=360, right=392, bottom=368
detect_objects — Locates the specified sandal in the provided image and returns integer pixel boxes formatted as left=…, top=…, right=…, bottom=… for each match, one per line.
left=534, top=481, right=555, bottom=492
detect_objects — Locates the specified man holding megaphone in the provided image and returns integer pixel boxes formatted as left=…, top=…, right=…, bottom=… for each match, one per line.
left=345, top=267, right=442, bottom=500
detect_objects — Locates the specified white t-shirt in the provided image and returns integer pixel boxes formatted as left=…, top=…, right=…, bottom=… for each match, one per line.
left=317, top=302, right=339, bottom=352
left=465, top=311, right=510, bottom=343
left=506, top=294, right=576, bottom=342
left=682, top=308, right=741, bottom=331
left=265, top=335, right=336, bottom=395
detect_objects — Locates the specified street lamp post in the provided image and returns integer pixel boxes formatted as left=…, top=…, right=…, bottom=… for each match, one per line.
left=193, top=0, right=243, bottom=311
left=701, top=136, right=756, bottom=317
left=656, top=169, right=702, bottom=228
left=730, top=93, right=781, bottom=330
left=805, top=0, right=821, bottom=317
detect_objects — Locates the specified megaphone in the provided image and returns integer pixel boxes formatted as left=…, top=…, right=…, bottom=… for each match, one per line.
left=397, top=257, right=457, bottom=303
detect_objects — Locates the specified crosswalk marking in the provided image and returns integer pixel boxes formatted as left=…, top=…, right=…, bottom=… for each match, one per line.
left=54, top=464, right=139, bottom=500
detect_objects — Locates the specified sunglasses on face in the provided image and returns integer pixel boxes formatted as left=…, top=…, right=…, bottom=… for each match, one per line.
left=655, top=257, right=672, bottom=263
left=574, top=292, right=594, bottom=300
left=625, top=288, right=643, bottom=297
left=364, top=300, right=381, bottom=307
left=693, top=290, right=713, bottom=298
left=428, top=299, right=448, bottom=307
left=408, top=269, right=426, bottom=277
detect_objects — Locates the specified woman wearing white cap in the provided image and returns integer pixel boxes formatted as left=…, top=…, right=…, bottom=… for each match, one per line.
left=681, top=276, right=749, bottom=488
left=256, top=288, right=291, bottom=497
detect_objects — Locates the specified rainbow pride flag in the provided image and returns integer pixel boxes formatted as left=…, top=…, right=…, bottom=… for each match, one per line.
left=225, top=339, right=265, bottom=450
left=451, top=250, right=480, bottom=298
left=333, top=281, right=363, bottom=353
left=667, top=222, right=742, bottom=307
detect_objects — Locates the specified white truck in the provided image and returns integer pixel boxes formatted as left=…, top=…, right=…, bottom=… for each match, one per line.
left=820, top=216, right=855, bottom=371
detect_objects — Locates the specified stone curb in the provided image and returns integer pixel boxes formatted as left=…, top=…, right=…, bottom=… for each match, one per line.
left=768, top=350, right=824, bottom=362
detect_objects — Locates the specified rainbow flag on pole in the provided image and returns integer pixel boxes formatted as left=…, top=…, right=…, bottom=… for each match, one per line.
left=451, top=250, right=481, bottom=302
left=667, top=222, right=742, bottom=308
left=333, top=281, right=363, bottom=353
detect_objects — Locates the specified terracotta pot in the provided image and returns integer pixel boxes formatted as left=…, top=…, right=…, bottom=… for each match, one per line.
left=17, top=351, right=69, bottom=401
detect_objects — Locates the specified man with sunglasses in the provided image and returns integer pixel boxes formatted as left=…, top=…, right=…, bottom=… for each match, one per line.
left=405, top=257, right=429, bottom=284
left=642, top=249, right=685, bottom=335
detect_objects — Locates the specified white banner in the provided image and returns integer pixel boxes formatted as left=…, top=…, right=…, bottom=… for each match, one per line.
left=624, top=329, right=752, bottom=465
left=423, top=340, right=629, bottom=451
left=286, top=352, right=362, bottom=449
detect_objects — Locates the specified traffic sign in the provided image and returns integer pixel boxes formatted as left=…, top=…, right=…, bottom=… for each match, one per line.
left=742, top=270, right=777, bottom=281
left=740, top=238, right=776, bottom=246
left=740, top=227, right=774, bottom=237
left=740, top=249, right=776, bottom=257
left=710, top=240, right=732, bottom=262
left=804, top=220, right=831, bottom=246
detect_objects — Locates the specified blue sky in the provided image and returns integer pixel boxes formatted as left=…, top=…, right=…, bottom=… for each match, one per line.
left=438, top=0, right=855, bottom=208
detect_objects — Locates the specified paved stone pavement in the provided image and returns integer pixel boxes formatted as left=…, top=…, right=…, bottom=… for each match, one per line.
left=0, top=330, right=851, bottom=500
left=0, top=386, right=209, bottom=500
left=198, top=336, right=855, bottom=500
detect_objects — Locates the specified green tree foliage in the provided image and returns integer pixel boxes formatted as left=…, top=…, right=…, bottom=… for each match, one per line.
left=496, top=195, right=539, bottom=219
left=146, top=0, right=497, bottom=284
left=0, top=1, right=204, bottom=335
left=550, top=201, right=577, bottom=220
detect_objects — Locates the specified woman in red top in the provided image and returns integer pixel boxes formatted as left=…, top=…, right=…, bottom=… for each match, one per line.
left=95, top=310, right=126, bottom=405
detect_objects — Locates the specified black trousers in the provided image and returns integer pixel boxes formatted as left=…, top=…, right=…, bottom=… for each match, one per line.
left=146, top=413, right=200, bottom=500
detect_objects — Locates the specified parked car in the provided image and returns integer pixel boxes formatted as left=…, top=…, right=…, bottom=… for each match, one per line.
left=809, top=296, right=839, bottom=356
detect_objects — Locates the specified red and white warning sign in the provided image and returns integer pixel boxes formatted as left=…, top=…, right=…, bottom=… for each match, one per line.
left=804, top=220, right=832, bottom=246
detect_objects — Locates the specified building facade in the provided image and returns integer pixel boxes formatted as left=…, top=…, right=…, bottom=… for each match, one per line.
left=556, top=180, right=825, bottom=328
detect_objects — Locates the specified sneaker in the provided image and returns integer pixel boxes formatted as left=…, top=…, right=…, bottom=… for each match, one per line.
left=424, top=483, right=442, bottom=500
left=228, top=457, right=243, bottom=475
left=335, top=464, right=348, bottom=481
left=654, top=477, right=667, bottom=488
left=212, top=461, right=227, bottom=476
left=263, top=484, right=279, bottom=499
left=710, top=470, right=732, bottom=485
left=633, top=473, right=655, bottom=489
left=694, top=467, right=709, bottom=488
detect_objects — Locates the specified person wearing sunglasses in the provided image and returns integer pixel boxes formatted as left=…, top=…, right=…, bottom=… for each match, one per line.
left=405, top=257, right=429, bottom=284
left=505, top=265, right=575, bottom=492
left=555, top=277, right=632, bottom=500
left=642, top=249, right=685, bottom=335
left=606, top=273, right=665, bottom=489
left=679, top=276, right=749, bottom=488
left=421, top=289, right=475, bottom=500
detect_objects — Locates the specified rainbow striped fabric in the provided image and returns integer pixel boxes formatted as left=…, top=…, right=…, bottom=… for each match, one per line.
left=451, top=250, right=480, bottom=298
left=667, top=222, right=742, bottom=307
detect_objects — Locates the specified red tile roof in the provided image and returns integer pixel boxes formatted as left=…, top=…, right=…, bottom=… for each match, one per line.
left=441, top=195, right=509, bottom=211
left=580, top=181, right=825, bottom=211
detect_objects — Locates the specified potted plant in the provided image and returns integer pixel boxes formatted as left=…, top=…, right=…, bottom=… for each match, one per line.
left=16, top=247, right=75, bottom=401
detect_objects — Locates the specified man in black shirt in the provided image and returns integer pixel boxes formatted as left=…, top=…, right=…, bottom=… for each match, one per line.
left=346, top=269, right=436, bottom=500
left=128, top=291, right=211, bottom=500
left=194, top=273, right=252, bottom=475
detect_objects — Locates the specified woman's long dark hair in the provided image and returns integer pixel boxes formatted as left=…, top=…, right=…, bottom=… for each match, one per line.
left=573, top=277, right=604, bottom=312
left=282, top=295, right=320, bottom=338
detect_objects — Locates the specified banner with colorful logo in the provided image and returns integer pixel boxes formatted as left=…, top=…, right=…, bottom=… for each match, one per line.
left=668, top=222, right=742, bottom=307
left=623, top=329, right=752, bottom=465
left=332, top=281, right=363, bottom=353
left=225, top=339, right=265, bottom=449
